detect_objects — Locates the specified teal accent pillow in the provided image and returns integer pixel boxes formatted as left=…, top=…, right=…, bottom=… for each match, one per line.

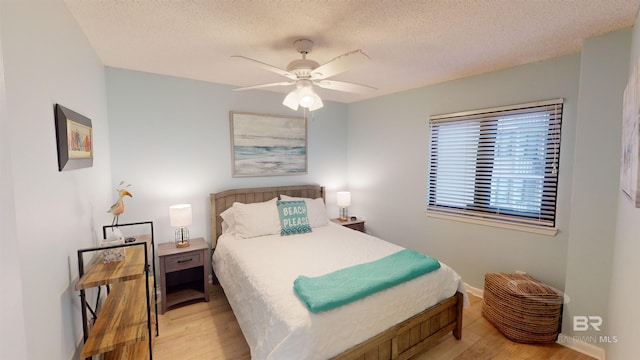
left=277, top=200, right=312, bottom=236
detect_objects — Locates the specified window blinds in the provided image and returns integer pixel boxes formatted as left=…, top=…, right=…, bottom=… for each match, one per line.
left=427, top=99, right=563, bottom=228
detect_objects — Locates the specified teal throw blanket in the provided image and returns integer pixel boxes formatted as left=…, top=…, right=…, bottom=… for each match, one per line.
left=293, top=249, right=441, bottom=313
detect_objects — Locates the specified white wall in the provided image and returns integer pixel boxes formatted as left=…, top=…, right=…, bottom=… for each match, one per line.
left=0, top=0, right=113, bottom=359
left=606, top=8, right=640, bottom=360
left=105, top=68, right=350, bottom=246
left=0, top=15, right=28, bottom=359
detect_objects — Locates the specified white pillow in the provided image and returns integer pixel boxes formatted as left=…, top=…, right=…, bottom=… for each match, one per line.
left=232, top=198, right=281, bottom=238
left=220, top=207, right=236, bottom=234
left=279, top=195, right=329, bottom=227
left=221, top=221, right=230, bottom=234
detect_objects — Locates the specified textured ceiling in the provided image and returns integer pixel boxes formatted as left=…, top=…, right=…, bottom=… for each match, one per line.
left=64, top=0, right=640, bottom=104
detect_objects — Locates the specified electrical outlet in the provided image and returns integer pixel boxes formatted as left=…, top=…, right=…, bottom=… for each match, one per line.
left=515, top=270, right=526, bottom=275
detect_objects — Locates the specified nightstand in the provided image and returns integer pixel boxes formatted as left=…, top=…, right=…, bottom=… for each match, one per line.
left=331, top=218, right=365, bottom=232
left=158, top=238, right=210, bottom=314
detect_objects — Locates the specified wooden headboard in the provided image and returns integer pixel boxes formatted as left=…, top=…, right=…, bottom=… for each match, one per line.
left=210, top=184, right=325, bottom=245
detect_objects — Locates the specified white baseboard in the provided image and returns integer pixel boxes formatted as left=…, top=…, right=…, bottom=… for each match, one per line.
left=69, top=338, right=83, bottom=360
left=556, top=334, right=606, bottom=360
left=464, top=282, right=484, bottom=298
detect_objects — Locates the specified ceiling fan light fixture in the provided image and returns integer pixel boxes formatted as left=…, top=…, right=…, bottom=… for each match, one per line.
left=298, top=85, right=316, bottom=108
left=282, top=91, right=300, bottom=111
left=283, top=80, right=324, bottom=111
left=298, top=88, right=323, bottom=111
left=308, top=93, right=324, bottom=111
left=299, top=95, right=315, bottom=108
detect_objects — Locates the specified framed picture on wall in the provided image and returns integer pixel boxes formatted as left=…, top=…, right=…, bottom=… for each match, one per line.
left=230, top=111, right=307, bottom=177
left=621, top=57, right=640, bottom=207
left=54, top=104, right=93, bottom=171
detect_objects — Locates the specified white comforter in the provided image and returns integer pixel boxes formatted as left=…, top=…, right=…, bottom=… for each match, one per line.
left=212, top=222, right=467, bottom=359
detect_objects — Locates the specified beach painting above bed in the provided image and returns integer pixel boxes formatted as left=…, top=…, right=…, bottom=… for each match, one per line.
left=230, top=112, right=307, bottom=177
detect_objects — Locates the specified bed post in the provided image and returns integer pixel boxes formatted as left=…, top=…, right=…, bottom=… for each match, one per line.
left=210, top=193, right=217, bottom=249
left=454, top=291, right=464, bottom=339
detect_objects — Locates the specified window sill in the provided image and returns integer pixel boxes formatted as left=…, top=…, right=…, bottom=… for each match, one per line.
left=425, top=211, right=558, bottom=236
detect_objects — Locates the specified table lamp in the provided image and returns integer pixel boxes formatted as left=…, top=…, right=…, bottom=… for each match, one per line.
left=337, top=191, right=351, bottom=221
left=170, top=204, right=192, bottom=248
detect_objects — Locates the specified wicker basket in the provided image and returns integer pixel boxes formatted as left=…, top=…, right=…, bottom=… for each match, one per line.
left=482, top=273, right=563, bottom=344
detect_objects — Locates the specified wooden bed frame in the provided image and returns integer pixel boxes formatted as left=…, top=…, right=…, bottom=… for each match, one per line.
left=210, top=184, right=463, bottom=360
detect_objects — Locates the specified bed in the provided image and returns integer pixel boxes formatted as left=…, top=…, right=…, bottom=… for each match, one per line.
left=210, top=184, right=467, bottom=360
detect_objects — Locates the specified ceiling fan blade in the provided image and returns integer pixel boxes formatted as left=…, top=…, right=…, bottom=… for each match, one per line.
left=231, top=55, right=298, bottom=80
left=311, top=49, right=370, bottom=80
left=314, top=79, right=377, bottom=94
left=233, top=81, right=294, bottom=91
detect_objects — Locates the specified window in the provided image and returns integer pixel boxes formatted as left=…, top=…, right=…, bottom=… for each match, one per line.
left=427, top=99, right=563, bottom=232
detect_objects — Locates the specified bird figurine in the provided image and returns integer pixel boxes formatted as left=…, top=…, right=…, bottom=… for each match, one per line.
left=108, top=182, right=132, bottom=227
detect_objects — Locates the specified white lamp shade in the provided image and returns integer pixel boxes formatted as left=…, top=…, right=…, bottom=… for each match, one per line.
left=307, top=93, right=324, bottom=111
left=169, top=204, right=192, bottom=227
left=337, top=192, right=351, bottom=207
left=283, top=91, right=300, bottom=111
left=298, top=86, right=316, bottom=108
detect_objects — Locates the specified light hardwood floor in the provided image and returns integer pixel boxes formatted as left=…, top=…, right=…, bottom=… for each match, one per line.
left=153, top=285, right=594, bottom=360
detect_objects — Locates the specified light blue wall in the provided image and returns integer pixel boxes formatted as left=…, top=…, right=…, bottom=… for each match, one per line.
left=106, top=68, right=350, bottom=245
left=347, top=54, right=580, bottom=292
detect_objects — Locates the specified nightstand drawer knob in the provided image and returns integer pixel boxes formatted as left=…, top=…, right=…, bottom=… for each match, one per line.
left=178, top=258, right=193, bottom=264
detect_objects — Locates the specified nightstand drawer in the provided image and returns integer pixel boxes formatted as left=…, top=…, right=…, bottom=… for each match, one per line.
left=344, top=222, right=365, bottom=232
left=330, top=218, right=365, bottom=233
left=165, top=251, right=203, bottom=272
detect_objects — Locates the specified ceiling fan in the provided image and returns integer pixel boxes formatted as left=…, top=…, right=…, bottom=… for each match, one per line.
left=232, top=39, right=376, bottom=111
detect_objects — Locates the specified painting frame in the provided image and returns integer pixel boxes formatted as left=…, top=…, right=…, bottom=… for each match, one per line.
left=54, top=104, right=93, bottom=171
left=621, top=57, right=640, bottom=207
left=230, top=111, right=307, bottom=177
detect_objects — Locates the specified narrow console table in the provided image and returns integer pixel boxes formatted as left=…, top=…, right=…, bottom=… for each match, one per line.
left=76, top=221, right=158, bottom=360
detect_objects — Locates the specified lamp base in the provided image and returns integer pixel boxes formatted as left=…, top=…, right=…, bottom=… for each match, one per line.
left=175, top=241, right=190, bottom=248
left=339, top=207, right=349, bottom=222
left=175, top=227, right=190, bottom=248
